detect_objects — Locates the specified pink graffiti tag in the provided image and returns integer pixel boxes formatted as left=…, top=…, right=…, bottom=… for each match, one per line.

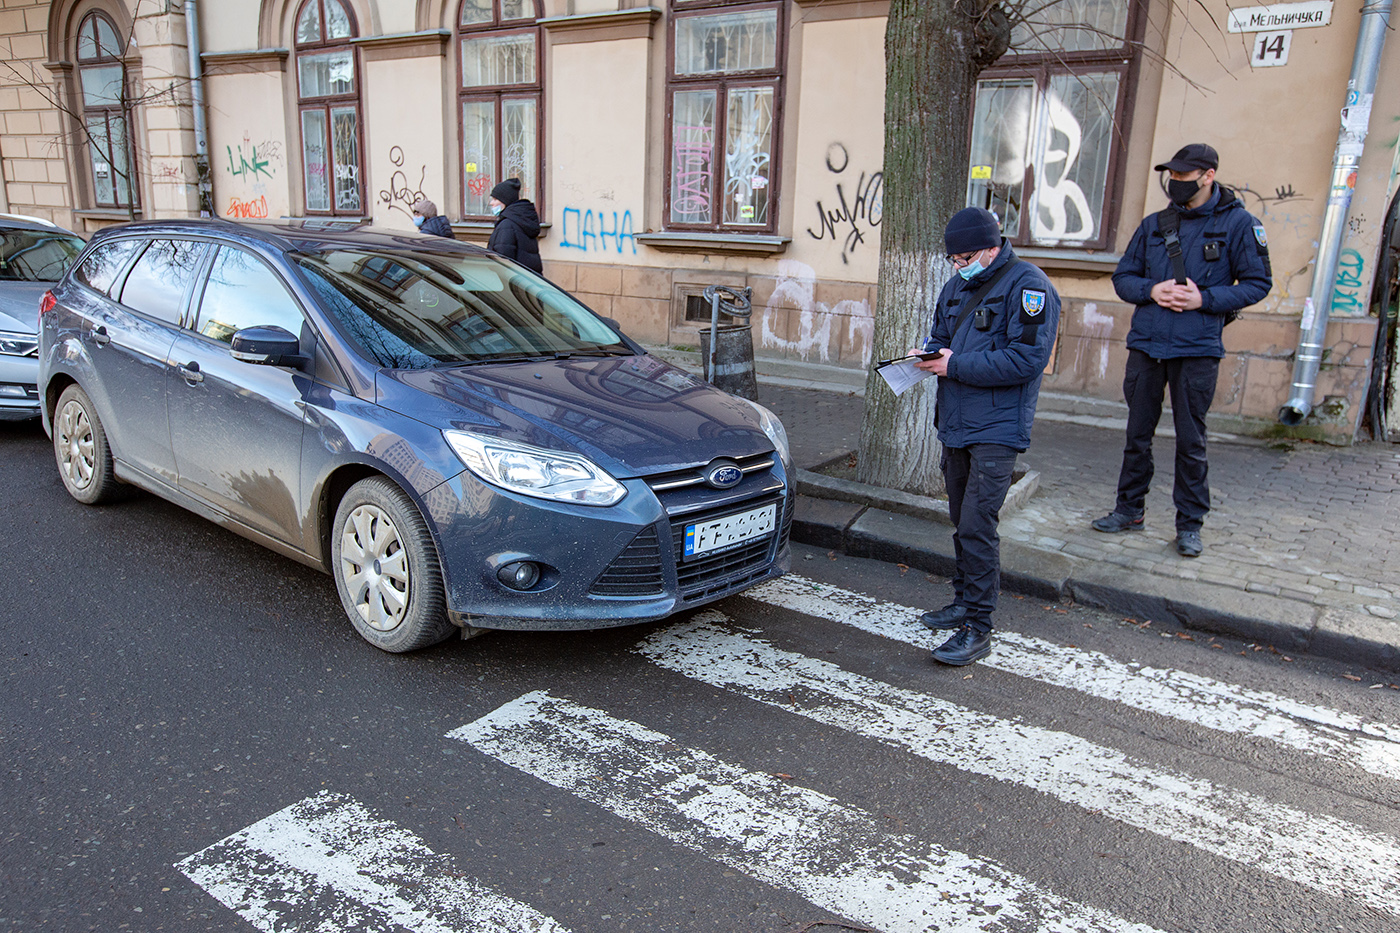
left=672, top=124, right=713, bottom=220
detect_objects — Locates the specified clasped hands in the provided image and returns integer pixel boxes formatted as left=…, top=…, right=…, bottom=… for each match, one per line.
left=1150, top=278, right=1203, bottom=312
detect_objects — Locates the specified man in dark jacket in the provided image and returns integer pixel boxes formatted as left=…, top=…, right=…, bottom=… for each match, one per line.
left=913, top=207, right=1060, bottom=666
left=1092, top=144, right=1272, bottom=558
left=486, top=178, right=543, bottom=275
left=411, top=199, right=454, bottom=238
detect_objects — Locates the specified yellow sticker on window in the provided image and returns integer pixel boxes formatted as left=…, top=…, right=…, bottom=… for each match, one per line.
left=466, top=162, right=478, bottom=173
left=970, top=165, right=993, bottom=180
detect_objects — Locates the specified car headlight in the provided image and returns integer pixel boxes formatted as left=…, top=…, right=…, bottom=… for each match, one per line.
left=742, top=398, right=791, bottom=469
left=444, top=430, right=627, bottom=506
left=0, top=331, right=39, bottom=358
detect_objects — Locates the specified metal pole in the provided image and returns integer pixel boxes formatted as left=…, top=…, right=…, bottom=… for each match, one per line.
left=184, top=0, right=213, bottom=218
left=1279, top=0, right=1393, bottom=425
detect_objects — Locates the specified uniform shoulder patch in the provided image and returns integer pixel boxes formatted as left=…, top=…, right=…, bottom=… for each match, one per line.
left=1253, top=224, right=1269, bottom=249
left=1020, top=288, right=1047, bottom=322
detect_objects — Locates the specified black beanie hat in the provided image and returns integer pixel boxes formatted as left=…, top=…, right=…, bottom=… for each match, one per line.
left=944, top=207, right=1002, bottom=255
left=490, top=178, right=522, bottom=206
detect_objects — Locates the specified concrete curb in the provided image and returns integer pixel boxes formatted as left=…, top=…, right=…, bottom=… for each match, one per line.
left=791, top=494, right=1400, bottom=673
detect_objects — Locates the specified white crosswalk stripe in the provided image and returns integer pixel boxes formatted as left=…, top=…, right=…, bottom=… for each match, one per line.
left=176, top=791, right=570, bottom=933
left=450, top=690, right=1165, bottom=933
left=747, top=574, right=1400, bottom=778
left=634, top=613, right=1400, bottom=917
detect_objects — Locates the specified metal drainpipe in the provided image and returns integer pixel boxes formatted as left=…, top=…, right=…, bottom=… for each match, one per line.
left=1279, top=0, right=1393, bottom=425
left=184, top=0, right=213, bottom=218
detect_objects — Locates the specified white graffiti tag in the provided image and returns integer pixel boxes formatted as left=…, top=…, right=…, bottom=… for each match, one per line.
left=761, top=260, right=874, bottom=366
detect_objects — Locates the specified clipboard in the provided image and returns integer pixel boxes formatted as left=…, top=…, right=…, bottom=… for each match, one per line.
left=873, top=350, right=943, bottom=396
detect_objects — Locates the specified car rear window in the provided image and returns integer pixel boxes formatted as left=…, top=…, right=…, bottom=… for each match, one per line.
left=119, top=239, right=207, bottom=324
left=293, top=249, right=627, bottom=369
left=0, top=229, right=85, bottom=282
left=73, top=238, right=142, bottom=295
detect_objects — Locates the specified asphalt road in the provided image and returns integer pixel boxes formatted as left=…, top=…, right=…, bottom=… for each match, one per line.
left=3, top=418, right=1399, bottom=933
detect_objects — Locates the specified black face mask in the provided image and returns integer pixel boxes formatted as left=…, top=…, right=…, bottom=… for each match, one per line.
left=1166, top=177, right=1202, bottom=206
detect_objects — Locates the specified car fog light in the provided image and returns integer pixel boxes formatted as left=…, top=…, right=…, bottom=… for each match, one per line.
left=498, top=561, right=541, bottom=591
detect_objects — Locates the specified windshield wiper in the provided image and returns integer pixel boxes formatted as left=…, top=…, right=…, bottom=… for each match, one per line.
left=555, top=346, right=635, bottom=358
left=448, top=353, right=552, bottom=367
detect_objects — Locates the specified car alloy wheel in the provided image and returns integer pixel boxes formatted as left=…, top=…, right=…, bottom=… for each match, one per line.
left=56, top=399, right=96, bottom=491
left=53, top=384, right=118, bottom=505
left=339, top=502, right=412, bottom=633
left=331, top=477, right=453, bottom=652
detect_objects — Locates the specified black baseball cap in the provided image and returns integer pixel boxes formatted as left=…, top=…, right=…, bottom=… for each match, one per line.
left=1154, top=143, right=1219, bottom=173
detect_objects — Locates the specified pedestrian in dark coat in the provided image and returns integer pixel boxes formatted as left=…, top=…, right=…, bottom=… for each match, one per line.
left=486, top=178, right=543, bottom=275
left=1091, top=144, right=1272, bottom=558
left=412, top=199, right=454, bottom=238
left=913, top=207, right=1060, bottom=666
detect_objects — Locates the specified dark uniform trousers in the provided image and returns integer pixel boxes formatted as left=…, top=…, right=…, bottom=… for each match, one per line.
left=941, top=442, right=1019, bottom=634
left=1114, top=349, right=1218, bottom=533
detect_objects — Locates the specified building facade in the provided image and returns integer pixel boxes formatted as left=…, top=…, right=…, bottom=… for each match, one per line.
left=4, top=0, right=1399, bottom=442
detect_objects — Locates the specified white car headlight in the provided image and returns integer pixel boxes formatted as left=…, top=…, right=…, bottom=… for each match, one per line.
left=742, top=398, right=791, bottom=469
left=444, top=430, right=627, bottom=507
left=0, top=330, right=39, bottom=357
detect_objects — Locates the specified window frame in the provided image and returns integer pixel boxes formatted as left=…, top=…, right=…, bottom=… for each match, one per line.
left=457, top=0, right=545, bottom=222
left=75, top=11, right=138, bottom=211
left=966, top=2, right=1147, bottom=252
left=294, top=0, right=367, bottom=217
left=663, top=0, right=785, bottom=235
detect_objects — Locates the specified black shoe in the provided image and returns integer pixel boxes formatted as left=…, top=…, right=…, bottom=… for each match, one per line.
left=931, top=625, right=993, bottom=666
left=1175, top=530, right=1203, bottom=557
left=919, top=604, right=969, bottom=631
left=1092, top=511, right=1145, bottom=533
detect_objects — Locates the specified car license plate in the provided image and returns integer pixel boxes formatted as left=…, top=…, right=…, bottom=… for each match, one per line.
left=684, top=504, right=777, bottom=559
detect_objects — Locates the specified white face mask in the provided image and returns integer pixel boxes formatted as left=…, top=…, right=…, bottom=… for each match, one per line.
left=490, top=204, right=503, bottom=217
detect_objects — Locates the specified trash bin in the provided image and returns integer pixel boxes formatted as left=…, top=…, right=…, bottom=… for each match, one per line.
left=700, top=323, right=759, bottom=400
left=700, top=285, right=758, bottom=400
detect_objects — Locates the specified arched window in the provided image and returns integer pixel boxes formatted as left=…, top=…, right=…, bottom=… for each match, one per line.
left=457, top=0, right=543, bottom=219
left=294, top=0, right=364, bottom=215
left=76, top=12, right=137, bottom=209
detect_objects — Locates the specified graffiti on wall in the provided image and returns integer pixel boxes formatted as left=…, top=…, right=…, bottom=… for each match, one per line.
left=760, top=259, right=874, bottom=366
left=226, top=142, right=275, bottom=181
left=227, top=195, right=269, bottom=219
left=1072, top=302, right=1115, bottom=382
left=560, top=207, right=637, bottom=255
left=377, top=146, right=427, bottom=217
left=806, top=143, right=882, bottom=265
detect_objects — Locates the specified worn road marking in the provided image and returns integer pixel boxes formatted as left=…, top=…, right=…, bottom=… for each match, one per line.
left=636, top=615, right=1400, bottom=917
left=177, top=791, right=569, bottom=933
left=747, top=575, right=1400, bottom=778
left=452, top=691, right=1163, bottom=933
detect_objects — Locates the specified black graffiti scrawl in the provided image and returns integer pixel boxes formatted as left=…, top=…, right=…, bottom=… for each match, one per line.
left=807, top=143, right=883, bottom=264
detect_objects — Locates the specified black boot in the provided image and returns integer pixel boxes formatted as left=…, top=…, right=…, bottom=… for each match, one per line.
left=919, top=603, right=969, bottom=631
left=931, top=624, right=993, bottom=666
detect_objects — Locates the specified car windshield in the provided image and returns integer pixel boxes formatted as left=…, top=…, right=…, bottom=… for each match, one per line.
left=0, top=229, right=85, bottom=282
left=293, top=248, right=631, bottom=369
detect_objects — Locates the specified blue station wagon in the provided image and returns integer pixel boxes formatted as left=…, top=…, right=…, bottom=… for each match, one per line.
left=38, top=220, right=792, bottom=651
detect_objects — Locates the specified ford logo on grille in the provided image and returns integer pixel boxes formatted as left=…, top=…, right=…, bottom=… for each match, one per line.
left=705, top=461, right=744, bottom=489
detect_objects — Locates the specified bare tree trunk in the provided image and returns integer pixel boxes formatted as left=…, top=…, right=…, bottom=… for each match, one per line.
left=857, top=0, right=1007, bottom=495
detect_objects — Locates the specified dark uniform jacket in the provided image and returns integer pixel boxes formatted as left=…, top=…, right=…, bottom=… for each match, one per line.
left=922, top=242, right=1060, bottom=451
left=420, top=215, right=454, bottom=238
left=1112, top=185, right=1272, bottom=359
left=487, top=199, right=544, bottom=274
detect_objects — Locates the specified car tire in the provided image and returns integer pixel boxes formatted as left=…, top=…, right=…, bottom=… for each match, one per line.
left=332, top=477, right=455, bottom=653
left=53, top=384, right=119, bottom=505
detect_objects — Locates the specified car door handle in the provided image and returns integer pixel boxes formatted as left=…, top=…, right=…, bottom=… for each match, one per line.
left=92, top=325, right=110, bottom=347
left=177, top=361, right=203, bottom=385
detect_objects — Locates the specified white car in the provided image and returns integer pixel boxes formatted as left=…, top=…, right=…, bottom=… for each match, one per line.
left=0, top=215, right=85, bottom=420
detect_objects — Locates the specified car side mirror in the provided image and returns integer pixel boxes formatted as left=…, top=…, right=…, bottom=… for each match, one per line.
left=230, top=325, right=303, bottom=366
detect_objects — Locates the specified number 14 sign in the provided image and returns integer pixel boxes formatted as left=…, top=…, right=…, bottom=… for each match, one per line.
left=1252, top=31, right=1293, bottom=67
